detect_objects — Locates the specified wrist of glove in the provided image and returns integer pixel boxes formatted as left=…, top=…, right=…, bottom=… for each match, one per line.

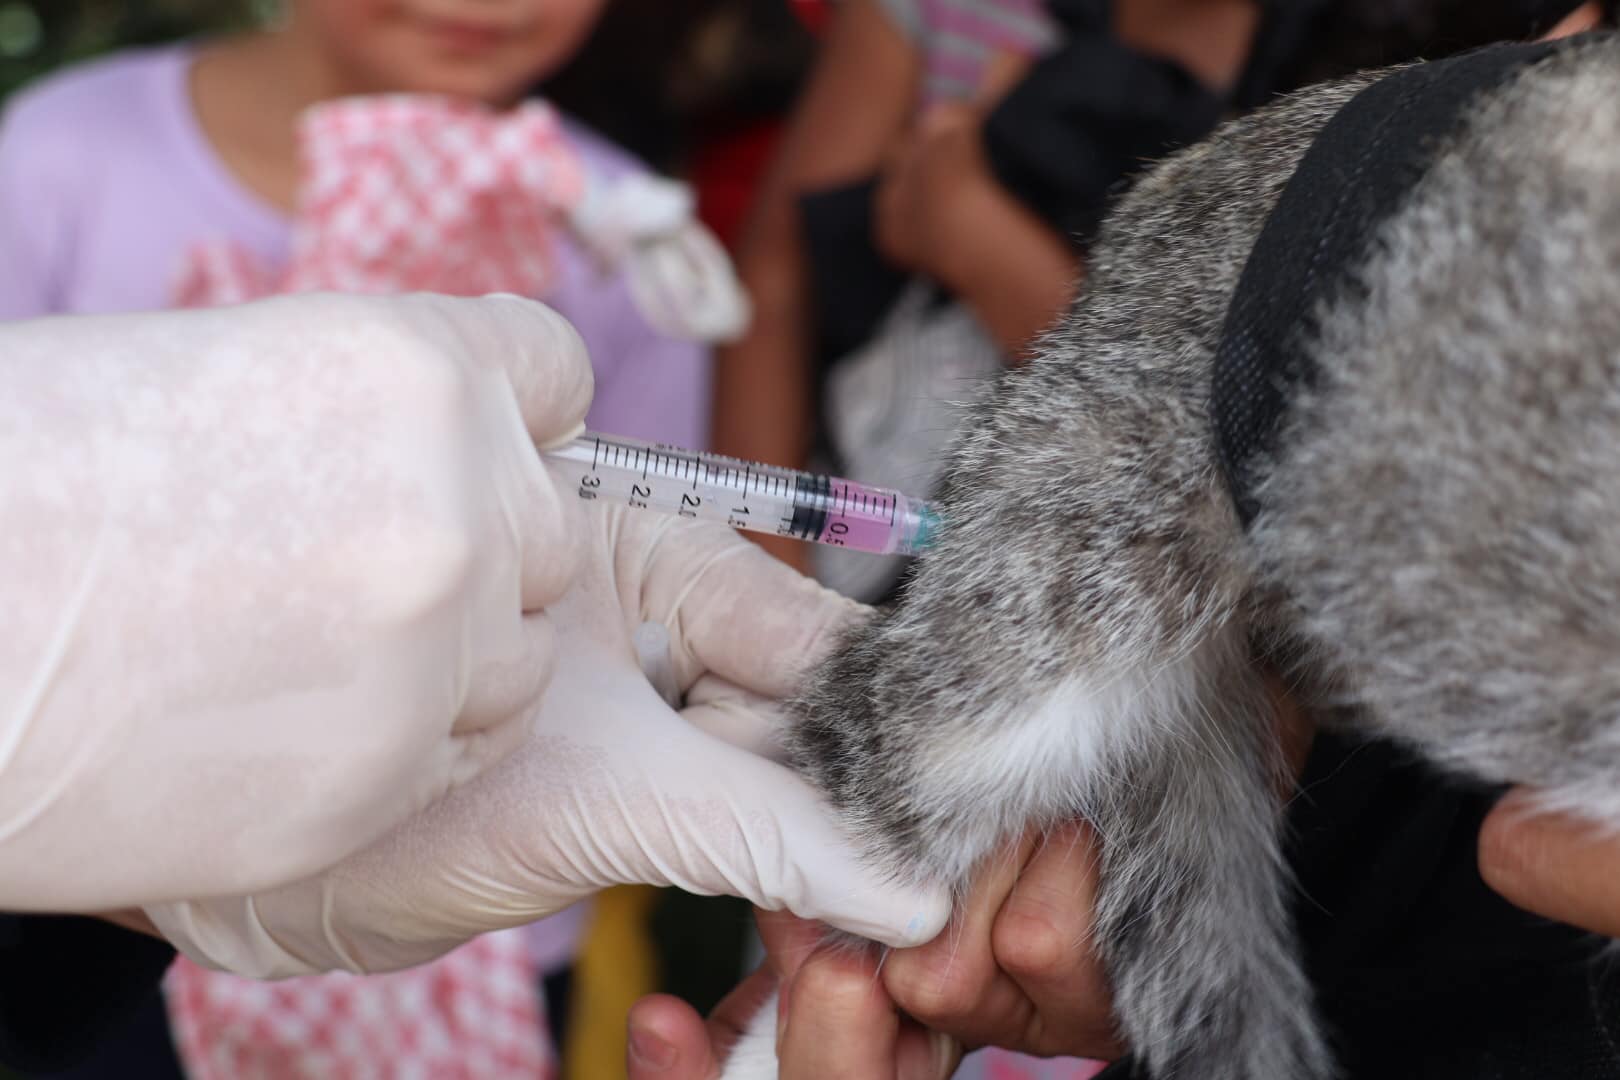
left=149, top=509, right=950, bottom=977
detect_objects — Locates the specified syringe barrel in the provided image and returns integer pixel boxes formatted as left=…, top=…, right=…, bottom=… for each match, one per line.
left=543, top=432, right=939, bottom=557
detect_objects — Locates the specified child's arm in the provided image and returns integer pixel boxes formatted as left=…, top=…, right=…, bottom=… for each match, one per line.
left=711, top=0, right=920, bottom=568
left=873, top=103, right=1082, bottom=358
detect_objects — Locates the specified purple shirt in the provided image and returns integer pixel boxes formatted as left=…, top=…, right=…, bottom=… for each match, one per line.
left=0, top=44, right=712, bottom=448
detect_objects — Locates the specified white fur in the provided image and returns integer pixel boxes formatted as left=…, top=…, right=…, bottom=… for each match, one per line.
left=902, top=662, right=1205, bottom=885
left=719, top=991, right=779, bottom=1080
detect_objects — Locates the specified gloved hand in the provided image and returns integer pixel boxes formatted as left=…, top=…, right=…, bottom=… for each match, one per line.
left=0, top=293, right=592, bottom=911
left=147, top=508, right=952, bottom=977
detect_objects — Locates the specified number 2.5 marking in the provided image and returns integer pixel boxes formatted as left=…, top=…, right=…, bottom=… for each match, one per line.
left=629, top=483, right=651, bottom=509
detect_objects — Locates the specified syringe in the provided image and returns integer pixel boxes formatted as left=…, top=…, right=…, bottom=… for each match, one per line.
left=544, top=431, right=940, bottom=556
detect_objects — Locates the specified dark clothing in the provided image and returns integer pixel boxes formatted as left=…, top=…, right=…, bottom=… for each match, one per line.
left=983, top=1, right=1223, bottom=247
left=0, top=916, right=177, bottom=1076
left=1249, top=0, right=1591, bottom=96
left=1289, top=736, right=1620, bottom=1079
left=1098, top=734, right=1620, bottom=1079
left=979, top=1, right=1593, bottom=252
left=34, top=987, right=185, bottom=1080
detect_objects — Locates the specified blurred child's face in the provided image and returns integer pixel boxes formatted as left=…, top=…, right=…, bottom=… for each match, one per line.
left=294, top=0, right=607, bottom=105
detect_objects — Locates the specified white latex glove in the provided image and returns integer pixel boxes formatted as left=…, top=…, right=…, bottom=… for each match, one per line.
left=147, top=508, right=951, bottom=977
left=0, top=293, right=592, bottom=911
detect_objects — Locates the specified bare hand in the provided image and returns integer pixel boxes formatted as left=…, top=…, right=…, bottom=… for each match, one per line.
left=626, top=968, right=778, bottom=1079
left=881, top=820, right=1123, bottom=1060
left=625, top=915, right=952, bottom=1080
left=625, top=821, right=1121, bottom=1077
left=1480, top=788, right=1620, bottom=937
left=874, top=104, right=997, bottom=282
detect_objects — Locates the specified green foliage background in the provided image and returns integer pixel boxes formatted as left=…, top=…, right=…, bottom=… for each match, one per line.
left=0, top=0, right=257, bottom=101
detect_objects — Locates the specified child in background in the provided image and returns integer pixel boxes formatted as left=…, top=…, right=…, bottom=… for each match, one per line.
left=0, top=2, right=739, bottom=1076
left=0, top=0, right=722, bottom=447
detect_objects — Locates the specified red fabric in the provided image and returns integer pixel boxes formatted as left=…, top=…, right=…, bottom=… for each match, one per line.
left=166, top=932, right=552, bottom=1080
left=791, top=0, right=832, bottom=34
left=689, top=0, right=829, bottom=250
left=175, top=95, right=584, bottom=304
left=691, top=119, right=784, bottom=251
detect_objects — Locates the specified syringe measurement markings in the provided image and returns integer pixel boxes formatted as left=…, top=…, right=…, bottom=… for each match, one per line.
left=550, top=433, right=933, bottom=556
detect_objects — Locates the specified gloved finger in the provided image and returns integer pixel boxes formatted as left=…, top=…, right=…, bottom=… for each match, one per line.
left=884, top=829, right=1039, bottom=1048
left=1480, top=789, right=1620, bottom=938
left=641, top=521, right=868, bottom=697
left=443, top=293, right=594, bottom=448
left=537, top=652, right=950, bottom=948
left=518, top=454, right=586, bottom=612
left=456, top=612, right=556, bottom=734
left=427, top=293, right=592, bottom=610
left=410, top=294, right=591, bottom=611
left=612, top=739, right=950, bottom=948
left=779, top=944, right=959, bottom=1080
left=680, top=676, right=789, bottom=759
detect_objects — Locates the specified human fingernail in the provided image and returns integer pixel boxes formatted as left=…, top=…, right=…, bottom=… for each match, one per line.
left=629, top=1026, right=677, bottom=1070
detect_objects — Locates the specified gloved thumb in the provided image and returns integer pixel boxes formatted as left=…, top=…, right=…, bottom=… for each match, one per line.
left=420, top=292, right=594, bottom=448
left=639, top=521, right=870, bottom=699
left=657, top=701, right=951, bottom=950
